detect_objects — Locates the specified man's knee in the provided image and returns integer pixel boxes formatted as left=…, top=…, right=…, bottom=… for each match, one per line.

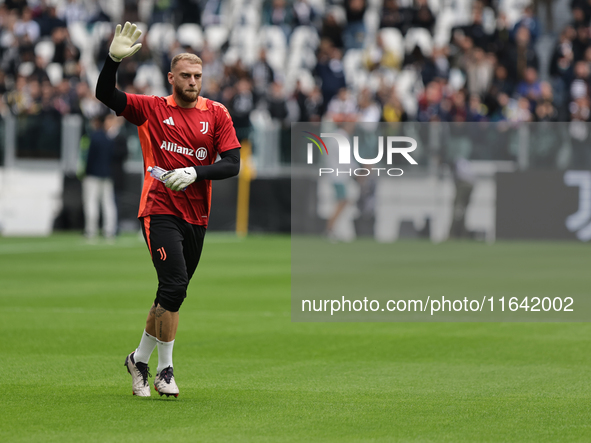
left=157, top=284, right=187, bottom=312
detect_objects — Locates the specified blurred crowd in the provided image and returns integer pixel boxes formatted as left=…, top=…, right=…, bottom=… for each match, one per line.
left=0, top=0, right=589, bottom=136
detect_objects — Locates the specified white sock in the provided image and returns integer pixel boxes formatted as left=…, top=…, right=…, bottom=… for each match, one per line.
left=134, top=330, right=158, bottom=364
left=157, top=339, right=174, bottom=373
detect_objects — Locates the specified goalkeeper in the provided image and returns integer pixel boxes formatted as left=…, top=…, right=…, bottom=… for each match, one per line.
left=96, top=22, right=241, bottom=398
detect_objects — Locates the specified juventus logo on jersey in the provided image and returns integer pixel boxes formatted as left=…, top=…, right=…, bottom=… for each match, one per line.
left=163, top=117, right=175, bottom=126
left=200, top=122, right=209, bottom=134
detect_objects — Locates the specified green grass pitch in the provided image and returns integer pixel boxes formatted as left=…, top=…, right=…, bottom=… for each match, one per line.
left=1, top=233, right=590, bottom=442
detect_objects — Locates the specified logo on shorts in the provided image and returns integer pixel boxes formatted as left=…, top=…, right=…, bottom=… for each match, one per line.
left=157, top=247, right=167, bottom=261
left=196, top=147, right=207, bottom=160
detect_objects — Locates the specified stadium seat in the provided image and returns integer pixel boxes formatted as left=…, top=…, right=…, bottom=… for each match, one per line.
left=18, top=61, right=34, bottom=77
left=229, top=25, right=259, bottom=66
left=177, top=23, right=204, bottom=51
left=433, top=9, right=460, bottom=48
left=363, top=7, right=381, bottom=45
left=405, top=27, right=433, bottom=56
left=35, top=40, right=55, bottom=65
left=204, top=25, right=229, bottom=51
left=68, top=22, right=90, bottom=52
left=343, top=49, right=369, bottom=91
left=147, top=22, right=177, bottom=53
left=290, top=26, right=319, bottom=49
left=378, top=27, right=405, bottom=60
left=134, top=63, right=166, bottom=97
left=46, top=63, right=63, bottom=86
left=259, top=26, right=287, bottom=72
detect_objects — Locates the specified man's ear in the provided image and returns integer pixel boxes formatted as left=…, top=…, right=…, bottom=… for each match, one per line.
left=167, top=72, right=173, bottom=85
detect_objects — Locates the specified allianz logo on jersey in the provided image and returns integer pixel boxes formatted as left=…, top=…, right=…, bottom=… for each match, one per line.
left=159, top=140, right=208, bottom=160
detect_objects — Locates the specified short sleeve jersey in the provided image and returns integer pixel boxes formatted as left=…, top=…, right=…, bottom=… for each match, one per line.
left=120, top=94, right=241, bottom=226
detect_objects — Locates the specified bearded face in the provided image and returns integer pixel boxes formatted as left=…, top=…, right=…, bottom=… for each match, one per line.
left=173, top=81, right=200, bottom=103
left=168, top=60, right=203, bottom=105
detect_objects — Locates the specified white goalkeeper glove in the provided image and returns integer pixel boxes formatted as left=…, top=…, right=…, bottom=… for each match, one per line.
left=161, top=167, right=197, bottom=191
left=109, top=22, right=142, bottom=62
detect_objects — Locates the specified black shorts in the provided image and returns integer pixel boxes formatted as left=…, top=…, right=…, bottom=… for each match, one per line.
left=140, top=214, right=206, bottom=312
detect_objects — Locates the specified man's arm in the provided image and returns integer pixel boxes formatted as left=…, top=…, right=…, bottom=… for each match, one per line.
left=95, top=22, right=142, bottom=113
left=194, top=148, right=240, bottom=180
left=162, top=148, right=241, bottom=191
left=96, top=56, right=127, bottom=114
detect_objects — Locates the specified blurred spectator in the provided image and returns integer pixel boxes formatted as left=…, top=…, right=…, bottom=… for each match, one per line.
left=512, top=5, right=540, bottom=43
left=485, top=64, right=514, bottom=114
left=569, top=61, right=589, bottom=101
left=35, top=4, right=66, bottom=37
left=52, top=27, right=80, bottom=65
left=412, top=0, right=435, bottom=34
left=57, top=0, right=91, bottom=26
left=381, top=87, right=407, bottom=122
left=326, top=87, right=357, bottom=122
left=343, top=0, right=367, bottom=50
left=252, top=48, right=275, bottom=98
left=320, top=9, right=344, bottom=49
left=229, top=78, right=255, bottom=141
left=83, top=115, right=117, bottom=241
left=14, top=7, right=39, bottom=42
left=267, top=81, right=288, bottom=121
left=293, top=0, right=317, bottom=27
left=465, top=47, right=494, bottom=97
left=380, top=0, right=412, bottom=35
left=356, top=88, right=381, bottom=123
left=550, top=26, right=576, bottom=91
left=571, top=25, right=588, bottom=62
left=452, top=7, right=489, bottom=51
left=449, top=158, right=475, bottom=239
left=105, top=114, right=128, bottom=233
left=450, top=90, right=467, bottom=122
left=571, top=4, right=587, bottom=27
left=294, top=82, right=323, bottom=122
left=177, top=0, right=202, bottom=25
left=315, top=45, right=347, bottom=113
left=363, top=33, right=401, bottom=72
left=466, top=93, right=487, bottom=122
left=503, top=26, right=538, bottom=82
left=417, top=82, right=445, bottom=122
left=263, top=0, right=293, bottom=38
left=516, top=67, right=542, bottom=105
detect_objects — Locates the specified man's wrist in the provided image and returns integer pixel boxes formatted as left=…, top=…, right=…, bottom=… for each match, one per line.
left=108, top=53, right=122, bottom=63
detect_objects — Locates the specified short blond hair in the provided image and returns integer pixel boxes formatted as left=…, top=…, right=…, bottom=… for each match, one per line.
left=171, top=53, right=203, bottom=71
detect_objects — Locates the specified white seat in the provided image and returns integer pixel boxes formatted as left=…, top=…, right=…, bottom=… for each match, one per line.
left=204, top=25, right=229, bottom=51
left=405, top=27, right=433, bottom=56
left=290, top=26, right=319, bottom=53
left=177, top=23, right=204, bottom=51
left=18, top=61, right=35, bottom=77
left=259, top=26, right=287, bottom=72
left=147, top=22, right=176, bottom=52
left=46, top=63, right=63, bottom=86
left=379, top=27, right=404, bottom=60
left=259, top=26, right=287, bottom=52
left=35, top=40, right=55, bottom=64
left=68, top=22, right=89, bottom=51
left=343, top=48, right=368, bottom=90
left=134, top=63, right=166, bottom=96
left=229, top=25, right=258, bottom=66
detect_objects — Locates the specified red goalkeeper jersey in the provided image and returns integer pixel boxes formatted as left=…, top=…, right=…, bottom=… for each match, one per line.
left=120, top=94, right=241, bottom=226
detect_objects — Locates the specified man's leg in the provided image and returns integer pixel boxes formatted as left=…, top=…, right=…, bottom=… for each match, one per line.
left=140, top=215, right=191, bottom=397
left=124, top=304, right=158, bottom=397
